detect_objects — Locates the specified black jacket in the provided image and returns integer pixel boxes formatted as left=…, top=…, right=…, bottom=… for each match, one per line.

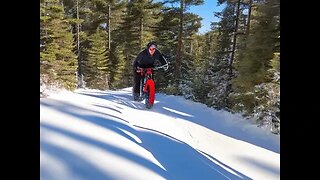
left=133, top=48, right=168, bottom=69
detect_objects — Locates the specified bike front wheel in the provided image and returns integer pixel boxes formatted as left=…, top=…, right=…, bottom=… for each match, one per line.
left=144, top=79, right=155, bottom=109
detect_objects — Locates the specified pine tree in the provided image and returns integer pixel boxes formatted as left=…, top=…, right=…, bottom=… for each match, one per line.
left=179, top=12, right=202, bottom=99
left=108, top=0, right=131, bottom=89
left=203, top=1, right=237, bottom=109
left=83, top=27, right=109, bottom=90
left=40, top=0, right=77, bottom=90
left=118, top=0, right=163, bottom=87
left=175, top=0, right=204, bottom=85
left=229, top=0, right=280, bottom=134
left=154, top=1, right=203, bottom=95
left=191, top=31, right=219, bottom=103
left=153, top=7, right=179, bottom=93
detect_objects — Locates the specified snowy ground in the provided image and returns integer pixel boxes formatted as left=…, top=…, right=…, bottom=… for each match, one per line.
left=40, top=87, right=280, bottom=180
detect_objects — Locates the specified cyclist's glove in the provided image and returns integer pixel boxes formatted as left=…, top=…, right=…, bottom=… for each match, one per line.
left=136, top=66, right=141, bottom=73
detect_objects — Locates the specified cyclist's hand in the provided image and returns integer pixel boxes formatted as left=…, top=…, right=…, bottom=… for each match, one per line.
left=136, top=67, right=142, bottom=73
left=163, top=63, right=169, bottom=71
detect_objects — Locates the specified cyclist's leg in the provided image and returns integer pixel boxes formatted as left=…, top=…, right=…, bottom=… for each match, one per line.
left=133, top=71, right=141, bottom=101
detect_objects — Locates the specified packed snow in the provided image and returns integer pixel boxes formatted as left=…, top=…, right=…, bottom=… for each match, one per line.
left=40, top=87, right=280, bottom=180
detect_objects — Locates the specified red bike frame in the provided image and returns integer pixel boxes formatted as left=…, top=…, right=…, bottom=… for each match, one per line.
left=139, top=68, right=155, bottom=108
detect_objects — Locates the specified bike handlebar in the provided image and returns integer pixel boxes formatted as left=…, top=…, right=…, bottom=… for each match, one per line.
left=137, top=63, right=168, bottom=72
left=153, top=63, right=169, bottom=71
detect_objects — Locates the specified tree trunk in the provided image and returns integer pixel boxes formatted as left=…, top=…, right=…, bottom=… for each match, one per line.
left=176, top=0, right=184, bottom=81
left=246, top=0, right=253, bottom=35
left=108, top=5, right=111, bottom=50
left=140, top=17, right=143, bottom=50
left=226, top=0, right=241, bottom=108
left=229, top=0, right=241, bottom=76
left=76, top=0, right=83, bottom=88
left=190, top=39, right=193, bottom=54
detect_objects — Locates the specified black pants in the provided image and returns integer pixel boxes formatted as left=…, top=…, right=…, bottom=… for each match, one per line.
left=133, top=70, right=142, bottom=94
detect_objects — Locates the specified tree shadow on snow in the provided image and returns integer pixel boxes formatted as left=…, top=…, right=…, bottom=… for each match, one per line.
left=236, top=155, right=280, bottom=176
left=41, top=99, right=252, bottom=179
left=133, top=125, right=252, bottom=180
left=76, top=89, right=146, bottom=110
left=40, top=123, right=169, bottom=179
left=153, top=95, right=280, bottom=154
left=41, top=140, right=113, bottom=180
left=75, top=90, right=279, bottom=154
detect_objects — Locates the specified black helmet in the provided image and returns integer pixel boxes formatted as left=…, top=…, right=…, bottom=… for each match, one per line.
left=146, top=41, right=157, bottom=49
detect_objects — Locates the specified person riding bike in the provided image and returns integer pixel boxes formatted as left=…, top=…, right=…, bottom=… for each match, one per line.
left=132, top=41, right=168, bottom=101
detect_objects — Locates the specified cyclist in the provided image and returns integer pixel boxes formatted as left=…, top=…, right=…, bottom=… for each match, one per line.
left=132, top=41, right=168, bottom=101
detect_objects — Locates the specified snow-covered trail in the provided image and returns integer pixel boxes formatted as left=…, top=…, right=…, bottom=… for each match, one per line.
left=40, top=88, right=280, bottom=180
